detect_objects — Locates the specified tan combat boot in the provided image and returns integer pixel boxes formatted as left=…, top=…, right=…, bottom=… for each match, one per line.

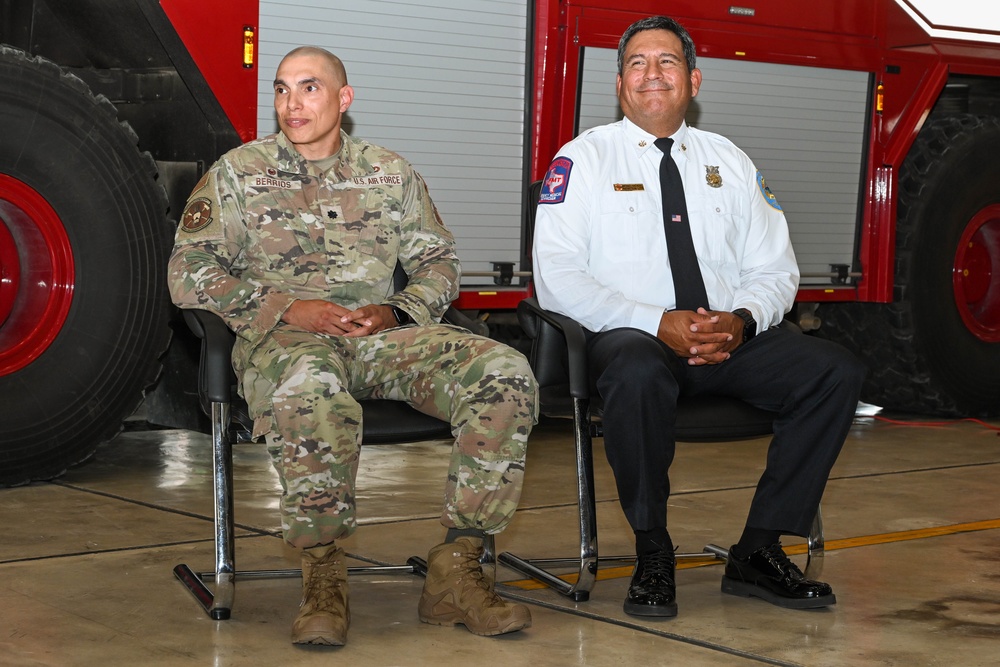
left=290, top=544, right=349, bottom=645
left=418, top=537, right=531, bottom=636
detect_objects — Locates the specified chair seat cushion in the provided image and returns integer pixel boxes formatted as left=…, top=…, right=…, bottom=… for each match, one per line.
left=539, top=385, right=775, bottom=442
left=361, top=400, right=452, bottom=444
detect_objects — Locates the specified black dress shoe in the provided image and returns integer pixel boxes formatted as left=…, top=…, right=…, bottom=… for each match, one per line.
left=722, top=543, right=835, bottom=609
left=623, top=548, right=677, bottom=617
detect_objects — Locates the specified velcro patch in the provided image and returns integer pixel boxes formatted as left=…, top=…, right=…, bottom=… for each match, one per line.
left=539, top=157, right=573, bottom=204
left=180, top=197, right=213, bottom=233
left=351, top=173, right=403, bottom=187
left=756, top=171, right=782, bottom=211
left=251, top=174, right=302, bottom=190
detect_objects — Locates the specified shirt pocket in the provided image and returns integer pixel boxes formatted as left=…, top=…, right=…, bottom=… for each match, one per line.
left=691, top=201, right=742, bottom=268
left=244, top=190, right=326, bottom=284
left=597, top=190, right=665, bottom=265
left=331, top=186, right=399, bottom=267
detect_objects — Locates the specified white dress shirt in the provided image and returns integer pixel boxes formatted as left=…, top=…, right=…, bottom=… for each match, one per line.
left=532, top=118, right=799, bottom=336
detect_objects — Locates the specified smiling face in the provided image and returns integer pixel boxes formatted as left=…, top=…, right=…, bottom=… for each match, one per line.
left=273, top=50, right=354, bottom=160
left=616, top=28, right=701, bottom=138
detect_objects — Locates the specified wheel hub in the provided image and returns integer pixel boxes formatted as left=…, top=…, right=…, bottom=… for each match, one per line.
left=0, top=174, right=75, bottom=375
left=953, top=205, right=1000, bottom=343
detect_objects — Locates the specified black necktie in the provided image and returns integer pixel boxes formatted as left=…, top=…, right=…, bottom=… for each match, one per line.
left=654, top=137, right=709, bottom=311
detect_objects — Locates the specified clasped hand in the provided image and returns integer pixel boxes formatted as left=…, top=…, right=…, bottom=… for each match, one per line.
left=657, top=307, right=743, bottom=365
left=281, top=299, right=398, bottom=337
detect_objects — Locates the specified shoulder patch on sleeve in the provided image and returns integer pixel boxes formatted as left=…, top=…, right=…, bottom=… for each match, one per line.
left=180, top=197, right=214, bottom=233
left=539, top=157, right=573, bottom=204
left=756, top=170, right=782, bottom=211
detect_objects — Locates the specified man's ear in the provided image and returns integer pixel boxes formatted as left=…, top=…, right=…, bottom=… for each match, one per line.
left=690, top=68, right=702, bottom=98
left=339, top=84, right=355, bottom=112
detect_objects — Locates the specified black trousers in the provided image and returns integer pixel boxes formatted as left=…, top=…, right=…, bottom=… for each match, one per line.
left=587, top=326, right=866, bottom=538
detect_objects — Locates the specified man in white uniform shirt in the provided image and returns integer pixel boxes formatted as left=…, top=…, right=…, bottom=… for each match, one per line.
left=532, top=15, right=865, bottom=618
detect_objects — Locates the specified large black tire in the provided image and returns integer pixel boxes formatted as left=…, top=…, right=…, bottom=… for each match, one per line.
left=0, top=46, right=172, bottom=485
left=817, top=114, right=1000, bottom=417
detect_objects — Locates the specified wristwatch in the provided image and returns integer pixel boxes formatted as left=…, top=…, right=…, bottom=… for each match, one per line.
left=732, top=308, right=757, bottom=343
left=389, top=305, right=412, bottom=326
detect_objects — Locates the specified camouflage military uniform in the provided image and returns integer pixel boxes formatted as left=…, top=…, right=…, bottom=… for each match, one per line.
left=168, top=131, right=537, bottom=549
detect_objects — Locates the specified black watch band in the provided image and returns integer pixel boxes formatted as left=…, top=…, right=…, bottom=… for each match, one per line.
left=733, top=308, right=757, bottom=343
left=389, top=305, right=412, bottom=325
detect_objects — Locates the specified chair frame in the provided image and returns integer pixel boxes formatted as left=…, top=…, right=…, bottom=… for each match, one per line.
left=171, top=308, right=479, bottom=620
left=497, top=297, right=824, bottom=601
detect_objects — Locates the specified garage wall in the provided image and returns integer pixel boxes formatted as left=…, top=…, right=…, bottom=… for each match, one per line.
left=256, top=0, right=528, bottom=283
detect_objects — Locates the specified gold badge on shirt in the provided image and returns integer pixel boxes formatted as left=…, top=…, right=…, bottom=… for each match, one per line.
left=705, top=165, right=723, bottom=188
left=614, top=183, right=645, bottom=191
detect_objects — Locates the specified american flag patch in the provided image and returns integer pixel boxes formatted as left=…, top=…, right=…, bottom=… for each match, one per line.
left=671, top=214, right=682, bottom=222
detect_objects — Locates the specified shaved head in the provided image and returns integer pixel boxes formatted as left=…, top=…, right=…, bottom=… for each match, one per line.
left=278, top=46, right=348, bottom=87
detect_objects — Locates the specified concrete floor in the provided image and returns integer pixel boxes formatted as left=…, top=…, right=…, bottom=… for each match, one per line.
left=2, top=410, right=1000, bottom=666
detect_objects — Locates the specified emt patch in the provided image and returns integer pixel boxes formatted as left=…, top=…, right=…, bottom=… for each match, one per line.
left=539, top=157, right=572, bottom=204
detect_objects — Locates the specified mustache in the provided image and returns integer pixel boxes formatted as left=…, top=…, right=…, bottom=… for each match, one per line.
left=636, top=81, right=674, bottom=92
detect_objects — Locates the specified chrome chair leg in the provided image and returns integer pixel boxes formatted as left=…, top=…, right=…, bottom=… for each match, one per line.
left=173, top=400, right=235, bottom=620
left=174, top=399, right=432, bottom=619
left=499, top=398, right=599, bottom=601
left=805, top=504, right=825, bottom=578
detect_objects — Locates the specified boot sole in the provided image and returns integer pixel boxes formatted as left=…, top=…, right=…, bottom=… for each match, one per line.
left=623, top=600, right=678, bottom=618
left=721, top=577, right=836, bottom=609
left=291, top=632, right=346, bottom=646
left=419, top=610, right=532, bottom=636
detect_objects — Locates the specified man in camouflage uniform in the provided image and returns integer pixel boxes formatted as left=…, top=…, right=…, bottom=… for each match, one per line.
left=168, top=46, right=537, bottom=645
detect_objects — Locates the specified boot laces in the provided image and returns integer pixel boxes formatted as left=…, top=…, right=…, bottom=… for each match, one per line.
left=303, top=558, right=344, bottom=611
left=455, top=546, right=504, bottom=605
left=639, top=549, right=676, bottom=585
left=762, top=543, right=805, bottom=581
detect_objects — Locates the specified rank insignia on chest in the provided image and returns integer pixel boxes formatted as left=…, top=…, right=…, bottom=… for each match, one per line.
left=705, top=165, right=722, bottom=188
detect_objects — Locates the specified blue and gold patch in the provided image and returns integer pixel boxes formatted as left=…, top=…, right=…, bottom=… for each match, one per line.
left=756, top=171, right=782, bottom=211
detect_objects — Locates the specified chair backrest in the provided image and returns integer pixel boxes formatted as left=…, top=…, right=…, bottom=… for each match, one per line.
left=521, top=180, right=571, bottom=398
left=517, top=300, right=575, bottom=416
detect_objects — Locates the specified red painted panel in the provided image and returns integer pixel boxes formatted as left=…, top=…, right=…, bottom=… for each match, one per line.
left=455, top=288, right=533, bottom=311
left=571, top=0, right=879, bottom=39
left=159, top=0, right=259, bottom=143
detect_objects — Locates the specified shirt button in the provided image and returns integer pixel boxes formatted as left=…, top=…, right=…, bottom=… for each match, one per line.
left=716, top=207, right=721, bottom=212
left=629, top=206, right=635, bottom=212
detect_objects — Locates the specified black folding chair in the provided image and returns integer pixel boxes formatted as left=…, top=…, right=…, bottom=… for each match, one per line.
left=172, top=268, right=485, bottom=620
left=497, top=182, right=823, bottom=601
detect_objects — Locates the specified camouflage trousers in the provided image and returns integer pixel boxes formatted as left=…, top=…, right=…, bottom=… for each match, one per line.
left=240, top=323, right=538, bottom=549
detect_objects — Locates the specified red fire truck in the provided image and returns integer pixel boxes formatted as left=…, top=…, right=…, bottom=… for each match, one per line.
left=2, top=0, right=998, bottom=486
left=0, top=0, right=258, bottom=485
left=515, top=0, right=1000, bottom=427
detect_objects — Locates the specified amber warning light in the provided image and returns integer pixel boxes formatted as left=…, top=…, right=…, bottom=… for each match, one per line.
left=243, top=26, right=256, bottom=68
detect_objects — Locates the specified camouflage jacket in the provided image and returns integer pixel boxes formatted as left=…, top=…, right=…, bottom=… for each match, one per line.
left=167, top=131, right=461, bottom=366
